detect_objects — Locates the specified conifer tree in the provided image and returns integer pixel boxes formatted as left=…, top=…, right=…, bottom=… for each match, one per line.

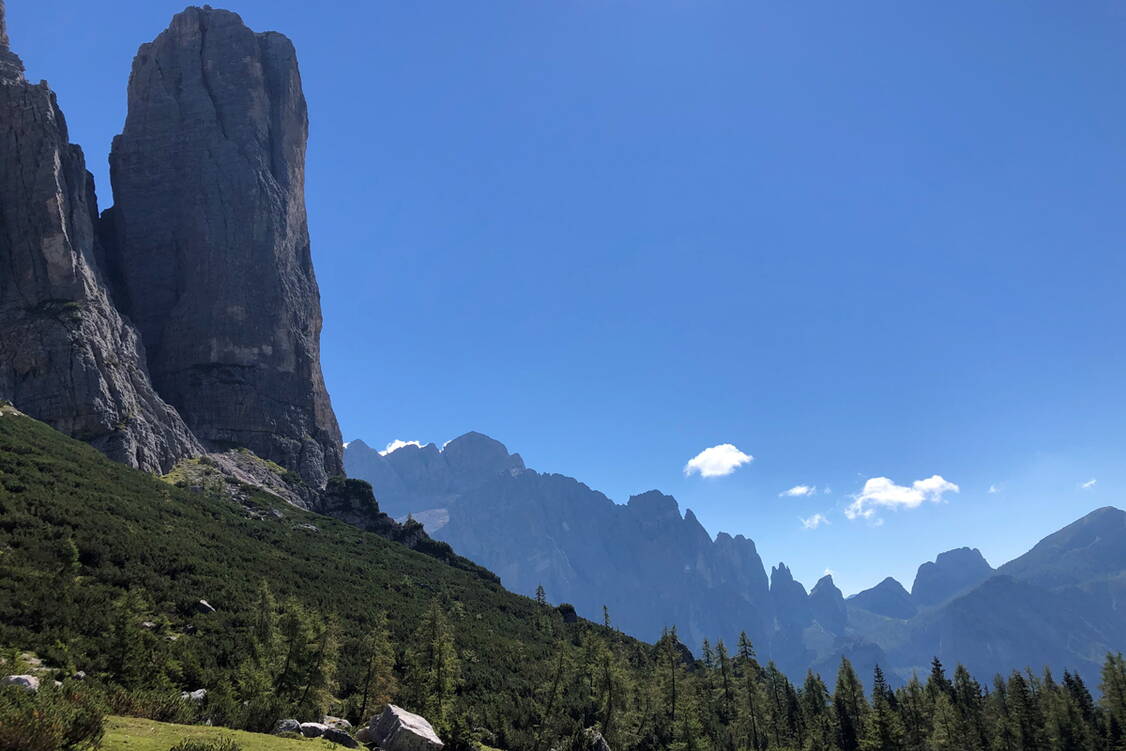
left=860, top=665, right=904, bottom=751
left=1006, top=671, right=1048, bottom=751
left=355, top=610, right=397, bottom=723
left=1103, top=653, right=1126, bottom=737
left=407, top=599, right=462, bottom=725
left=801, top=670, right=836, bottom=751
left=734, top=632, right=765, bottom=751
left=895, top=675, right=930, bottom=750
left=833, top=657, right=868, bottom=751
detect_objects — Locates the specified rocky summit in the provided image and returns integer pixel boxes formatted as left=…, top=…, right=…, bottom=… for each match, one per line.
left=0, top=4, right=342, bottom=488
left=103, top=6, right=343, bottom=489
left=0, top=1, right=201, bottom=473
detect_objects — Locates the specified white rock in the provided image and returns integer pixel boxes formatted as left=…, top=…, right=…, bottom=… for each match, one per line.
left=300, top=722, right=328, bottom=738
left=369, top=705, right=444, bottom=751
left=2, top=675, right=39, bottom=692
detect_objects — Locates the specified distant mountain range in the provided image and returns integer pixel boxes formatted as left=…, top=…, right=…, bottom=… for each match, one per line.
left=346, top=433, right=1126, bottom=686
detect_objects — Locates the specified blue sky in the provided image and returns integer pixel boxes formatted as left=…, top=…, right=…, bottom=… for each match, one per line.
left=14, top=1, right=1126, bottom=595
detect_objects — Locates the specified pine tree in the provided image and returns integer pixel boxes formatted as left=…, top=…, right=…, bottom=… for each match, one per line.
left=896, top=675, right=930, bottom=750
left=407, top=599, right=461, bottom=725
left=296, top=613, right=339, bottom=719
left=801, top=670, right=836, bottom=751
left=734, top=633, right=765, bottom=751
left=355, top=610, right=397, bottom=724
left=833, top=657, right=868, bottom=751
left=536, top=585, right=547, bottom=606
left=1103, top=653, right=1126, bottom=739
left=927, top=657, right=953, bottom=702
left=275, top=598, right=317, bottom=704
left=951, top=664, right=988, bottom=750
left=860, top=665, right=904, bottom=751
left=1006, top=671, right=1048, bottom=751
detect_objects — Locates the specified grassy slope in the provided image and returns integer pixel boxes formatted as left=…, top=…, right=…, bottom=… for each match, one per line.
left=102, top=716, right=338, bottom=750
left=0, top=409, right=627, bottom=730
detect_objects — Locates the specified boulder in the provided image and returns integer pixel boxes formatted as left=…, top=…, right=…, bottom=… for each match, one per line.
left=274, top=719, right=301, bottom=735
left=323, top=715, right=353, bottom=731
left=582, top=728, right=611, bottom=751
left=355, top=726, right=375, bottom=744
left=180, top=688, right=207, bottom=701
left=369, top=705, right=444, bottom=751
left=323, top=727, right=359, bottom=748
left=2, top=675, right=39, bottom=692
left=300, top=722, right=328, bottom=738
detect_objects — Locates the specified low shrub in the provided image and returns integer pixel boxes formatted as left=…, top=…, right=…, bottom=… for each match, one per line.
left=0, top=683, right=106, bottom=751
left=167, top=739, right=242, bottom=751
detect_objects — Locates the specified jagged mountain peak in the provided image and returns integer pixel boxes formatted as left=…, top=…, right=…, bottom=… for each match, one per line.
left=998, top=505, right=1126, bottom=589
left=811, top=574, right=840, bottom=596
left=912, top=546, right=994, bottom=607
left=848, top=576, right=916, bottom=620
left=627, top=489, right=681, bottom=521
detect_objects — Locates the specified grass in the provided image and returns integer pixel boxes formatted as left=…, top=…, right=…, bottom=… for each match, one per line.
left=101, top=716, right=341, bottom=751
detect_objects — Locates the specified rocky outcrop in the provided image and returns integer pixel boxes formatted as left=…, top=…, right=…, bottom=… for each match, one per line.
left=0, top=3, right=202, bottom=473
left=368, top=705, right=444, bottom=751
left=104, top=6, right=342, bottom=489
left=911, top=547, right=993, bottom=608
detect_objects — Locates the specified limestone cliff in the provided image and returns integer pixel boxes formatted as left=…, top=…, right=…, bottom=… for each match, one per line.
left=0, top=2, right=201, bottom=472
left=104, top=6, right=342, bottom=489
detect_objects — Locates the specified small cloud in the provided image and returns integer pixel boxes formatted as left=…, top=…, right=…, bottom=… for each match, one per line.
left=1081, top=478, right=1097, bottom=490
left=343, top=441, right=352, bottom=450
left=823, top=568, right=835, bottom=577
left=801, top=513, right=830, bottom=530
left=780, top=485, right=816, bottom=497
left=988, top=484, right=1000, bottom=494
left=823, top=486, right=832, bottom=495
left=684, top=444, right=753, bottom=478
left=380, top=439, right=425, bottom=456
left=845, top=474, right=959, bottom=521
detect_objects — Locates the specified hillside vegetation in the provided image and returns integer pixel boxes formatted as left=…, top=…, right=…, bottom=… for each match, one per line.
left=4, top=410, right=1126, bottom=751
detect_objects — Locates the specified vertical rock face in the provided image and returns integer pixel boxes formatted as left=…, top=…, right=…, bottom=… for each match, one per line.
left=0, top=6, right=201, bottom=472
left=105, top=6, right=342, bottom=488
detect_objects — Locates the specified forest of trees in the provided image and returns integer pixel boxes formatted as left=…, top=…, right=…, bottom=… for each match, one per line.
left=3, top=415, right=1126, bottom=751
left=14, top=581, right=1125, bottom=751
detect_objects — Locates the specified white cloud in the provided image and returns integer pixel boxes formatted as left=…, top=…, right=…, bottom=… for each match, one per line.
left=845, top=474, right=959, bottom=520
left=823, top=568, right=835, bottom=577
left=1081, top=478, right=1097, bottom=490
left=801, top=513, right=830, bottom=529
left=342, top=441, right=352, bottom=450
left=380, top=439, right=425, bottom=456
left=988, top=484, right=1000, bottom=494
left=684, top=444, right=753, bottom=478
left=780, top=485, right=816, bottom=497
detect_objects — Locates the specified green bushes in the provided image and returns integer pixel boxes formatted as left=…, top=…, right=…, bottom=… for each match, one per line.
left=167, top=738, right=242, bottom=751
left=102, top=686, right=197, bottom=724
left=0, top=683, right=105, bottom=751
